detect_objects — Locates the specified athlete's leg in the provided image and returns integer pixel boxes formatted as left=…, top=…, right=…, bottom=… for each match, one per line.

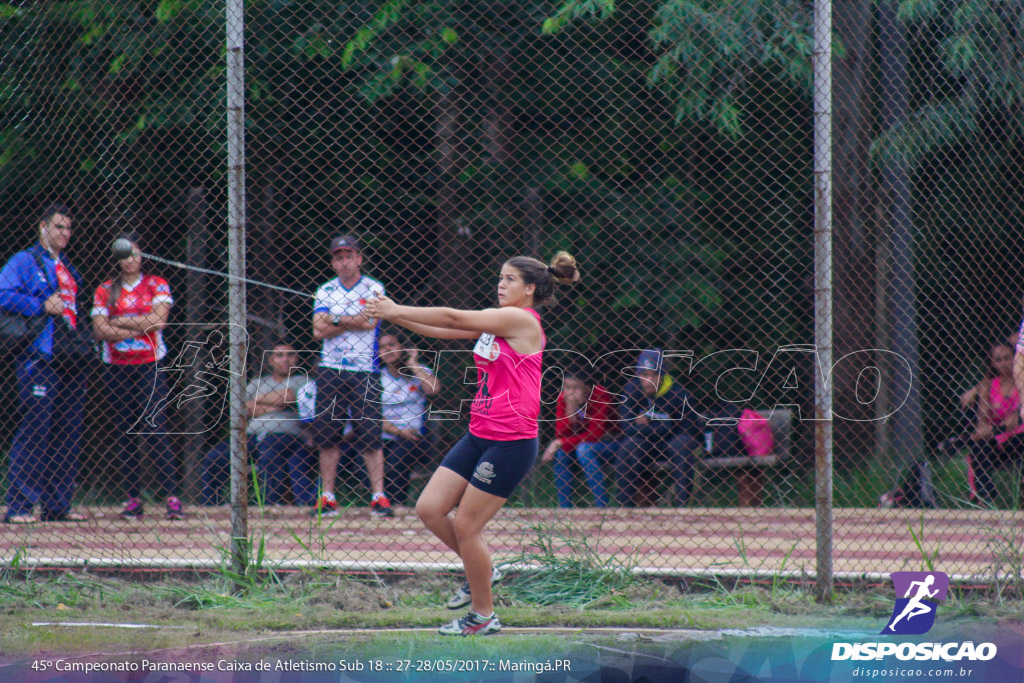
left=451, top=485, right=507, bottom=617
left=416, top=467, right=471, bottom=555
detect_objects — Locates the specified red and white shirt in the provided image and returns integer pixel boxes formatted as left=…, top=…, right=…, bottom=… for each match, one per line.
left=54, top=258, right=78, bottom=330
left=92, top=274, right=173, bottom=365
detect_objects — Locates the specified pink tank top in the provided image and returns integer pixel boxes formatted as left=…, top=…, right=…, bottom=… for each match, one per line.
left=989, top=376, right=1020, bottom=428
left=469, top=308, right=545, bottom=440
left=989, top=377, right=1024, bottom=445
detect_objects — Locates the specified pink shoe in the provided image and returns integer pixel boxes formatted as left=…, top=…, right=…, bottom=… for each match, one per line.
left=165, top=496, right=185, bottom=520
left=120, top=497, right=144, bottom=518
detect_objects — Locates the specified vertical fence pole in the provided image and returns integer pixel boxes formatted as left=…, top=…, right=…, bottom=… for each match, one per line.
left=226, top=0, right=249, bottom=588
left=812, top=0, right=834, bottom=603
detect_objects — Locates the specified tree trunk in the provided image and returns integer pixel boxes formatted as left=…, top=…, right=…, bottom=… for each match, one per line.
left=182, top=187, right=210, bottom=503
left=830, top=0, right=877, bottom=469
left=432, top=88, right=470, bottom=308
left=879, top=0, right=922, bottom=466
left=484, top=51, right=514, bottom=166
left=248, top=181, right=286, bottom=372
left=522, top=187, right=543, bottom=259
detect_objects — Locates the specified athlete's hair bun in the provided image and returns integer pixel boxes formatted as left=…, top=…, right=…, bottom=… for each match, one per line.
left=548, top=251, right=580, bottom=285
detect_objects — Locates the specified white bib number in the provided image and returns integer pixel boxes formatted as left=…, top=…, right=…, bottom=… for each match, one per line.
left=473, top=333, right=500, bottom=361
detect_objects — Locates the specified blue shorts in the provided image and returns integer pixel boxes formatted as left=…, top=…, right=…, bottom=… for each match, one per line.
left=439, top=433, right=538, bottom=499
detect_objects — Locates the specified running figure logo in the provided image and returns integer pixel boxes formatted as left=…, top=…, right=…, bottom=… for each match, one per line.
left=883, top=571, right=949, bottom=635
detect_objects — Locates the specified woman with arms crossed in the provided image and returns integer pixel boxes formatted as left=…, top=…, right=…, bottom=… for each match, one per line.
left=365, top=252, right=579, bottom=636
left=91, top=233, right=183, bottom=519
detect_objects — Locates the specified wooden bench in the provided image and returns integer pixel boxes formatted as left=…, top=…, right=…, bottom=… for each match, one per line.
left=691, top=408, right=795, bottom=507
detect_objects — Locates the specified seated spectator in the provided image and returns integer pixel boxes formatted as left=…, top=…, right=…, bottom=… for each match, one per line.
left=378, top=331, right=441, bottom=507
left=967, top=341, right=1024, bottom=507
left=958, top=333, right=1020, bottom=413
left=943, top=331, right=1022, bottom=457
left=615, top=349, right=699, bottom=507
left=540, top=368, right=615, bottom=507
left=201, top=342, right=313, bottom=506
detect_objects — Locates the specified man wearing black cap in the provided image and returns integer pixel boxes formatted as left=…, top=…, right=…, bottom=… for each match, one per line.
left=310, top=235, right=392, bottom=518
left=614, top=349, right=699, bottom=507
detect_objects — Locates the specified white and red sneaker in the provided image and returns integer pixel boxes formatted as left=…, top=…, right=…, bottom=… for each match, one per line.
left=438, top=610, right=501, bottom=636
left=310, top=494, right=340, bottom=518
left=370, top=494, right=394, bottom=518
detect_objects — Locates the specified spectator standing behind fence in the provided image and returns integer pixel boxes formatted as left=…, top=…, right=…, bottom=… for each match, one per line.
left=201, top=342, right=312, bottom=506
left=379, top=331, right=441, bottom=507
left=615, top=349, right=699, bottom=508
left=0, top=204, right=88, bottom=524
left=540, top=369, right=615, bottom=507
left=310, top=235, right=391, bottom=519
left=968, top=341, right=1024, bottom=506
left=90, top=233, right=183, bottom=520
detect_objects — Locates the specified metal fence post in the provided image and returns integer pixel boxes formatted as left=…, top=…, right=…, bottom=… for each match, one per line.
left=813, top=0, right=835, bottom=603
left=226, top=0, right=249, bottom=589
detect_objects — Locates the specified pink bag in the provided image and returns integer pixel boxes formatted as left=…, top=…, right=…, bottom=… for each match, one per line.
left=738, top=409, right=774, bottom=457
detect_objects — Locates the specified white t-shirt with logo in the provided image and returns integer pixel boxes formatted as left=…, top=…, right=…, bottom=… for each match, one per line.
left=380, top=365, right=433, bottom=440
left=314, top=275, right=384, bottom=372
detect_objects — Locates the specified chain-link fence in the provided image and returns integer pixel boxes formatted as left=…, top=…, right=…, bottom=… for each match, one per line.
left=1, top=0, right=1022, bottom=589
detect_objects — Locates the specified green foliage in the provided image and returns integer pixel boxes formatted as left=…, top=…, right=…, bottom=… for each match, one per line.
left=872, top=0, right=1024, bottom=166
left=908, top=513, right=940, bottom=572
left=342, top=0, right=411, bottom=68
left=542, top=0, right=616, bottom=35
left=870, top=100, right=979, bottom=170
left=0, top=0, right=223, bottom=197
left=647, top=0, right=814, bottom=137
left=541, top=0, right=817, bottom=137
left=0, top=0, right=810, bottom=381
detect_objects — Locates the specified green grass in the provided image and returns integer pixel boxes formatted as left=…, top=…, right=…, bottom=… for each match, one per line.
left=498, top=518, right=642, bottom=607
left=2, top=565, right=1019, bottom=659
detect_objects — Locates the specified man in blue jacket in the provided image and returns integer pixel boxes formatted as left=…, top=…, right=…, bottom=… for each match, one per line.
left=0, top=204, right=88, bottom=524
left=614, top=349, right=700, bottom=507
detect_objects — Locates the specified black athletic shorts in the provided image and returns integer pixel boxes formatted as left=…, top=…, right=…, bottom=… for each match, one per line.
left=308, top=366, right=382, bottom=452
left=439, top=432, right=538, bottom=499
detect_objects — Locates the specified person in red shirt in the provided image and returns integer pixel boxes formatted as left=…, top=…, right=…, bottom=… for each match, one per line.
left=91, top=233, right=183, bottom=520
left=541, top=368, right=616, bottom=507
